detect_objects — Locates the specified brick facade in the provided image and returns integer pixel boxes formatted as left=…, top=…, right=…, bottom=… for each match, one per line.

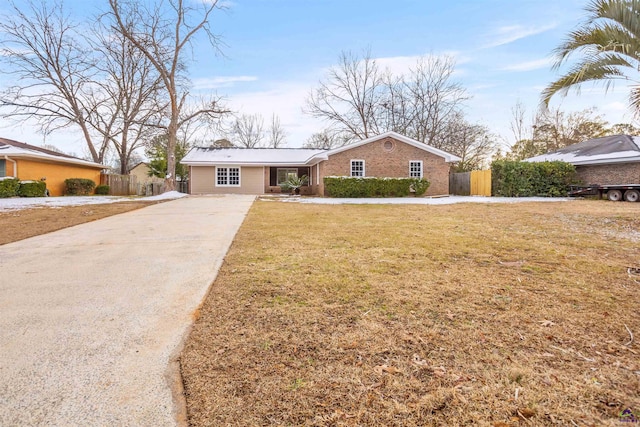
left=317, top=136, right=452, bottom=196
left=576, top=162, right=640, bottom=185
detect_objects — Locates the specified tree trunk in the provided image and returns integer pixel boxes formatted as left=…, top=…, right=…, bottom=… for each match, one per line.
left=164, top=120, right=177, bottom=191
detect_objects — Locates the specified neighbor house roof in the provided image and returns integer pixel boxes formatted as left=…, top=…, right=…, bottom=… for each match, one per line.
left=181, top=132, right=462, bottom=166
left=525, top=134, right=640, bottom=166
left=0, top=137, right=106, bottom=169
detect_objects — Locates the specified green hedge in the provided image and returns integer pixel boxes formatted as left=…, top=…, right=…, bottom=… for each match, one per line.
left=491, top=160, right=578, bottom=197
left=95, top=185, right=110, bottom=195
left=64, top=178, right=96, bottom=195
left=0, top=178, right=20, bottom=198
left=324, top=177, right=430, bottom=198
left=18, top=181, right=47, bottom=197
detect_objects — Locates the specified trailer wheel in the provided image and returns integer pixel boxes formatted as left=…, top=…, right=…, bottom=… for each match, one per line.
left=624, top=189, right=640, bottom=202
left=607, top=190, right=623, bottom=201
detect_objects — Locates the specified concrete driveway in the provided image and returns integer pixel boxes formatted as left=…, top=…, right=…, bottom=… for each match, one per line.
left=0, top=195, right=255, bottom=426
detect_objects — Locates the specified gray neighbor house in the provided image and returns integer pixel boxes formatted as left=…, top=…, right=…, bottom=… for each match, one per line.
left=525, top=134, right=640, bottom=186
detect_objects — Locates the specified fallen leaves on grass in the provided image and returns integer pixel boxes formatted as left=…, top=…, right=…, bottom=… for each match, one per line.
left=181, top=200, right=640, bottom=426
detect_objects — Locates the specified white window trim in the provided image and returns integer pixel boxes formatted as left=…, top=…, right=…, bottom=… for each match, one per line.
left=409, top=160, right=423, bottom=178
left=215, top=166, right=241, bottom=187
left=350, top=159, right=365, bottom=177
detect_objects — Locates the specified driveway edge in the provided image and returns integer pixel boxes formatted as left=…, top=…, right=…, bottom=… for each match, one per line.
left=165, top=197, right=254, bottom=426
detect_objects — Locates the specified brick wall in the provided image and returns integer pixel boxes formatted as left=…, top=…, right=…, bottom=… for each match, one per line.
left=576, top=162, right=640, bottom=185
left=318, top=136, right=452, bottom=196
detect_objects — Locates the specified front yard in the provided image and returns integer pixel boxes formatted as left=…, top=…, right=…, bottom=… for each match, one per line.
left=181, top=200, right=639, bottom=426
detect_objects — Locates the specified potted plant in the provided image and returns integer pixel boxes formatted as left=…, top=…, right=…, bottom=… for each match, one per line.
left=281, top=175, right=309, bottom=195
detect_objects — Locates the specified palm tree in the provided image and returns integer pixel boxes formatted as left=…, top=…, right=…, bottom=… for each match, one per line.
left=542, top=0, right=640, bottom=113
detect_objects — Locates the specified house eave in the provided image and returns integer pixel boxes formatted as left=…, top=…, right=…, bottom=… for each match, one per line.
left=182, top=160, right=319, bottom=167
left=571, top=156, right=640, bottom=166
left=526, top=155, right=640, bottom=166
left=0, top=151, right=107, bottom=169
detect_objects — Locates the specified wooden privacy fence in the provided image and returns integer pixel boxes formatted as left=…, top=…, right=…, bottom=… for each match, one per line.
left=449, top=172, right=471, bottom=196
left=449, top=170, right=492, bottom=196
left=470, top=170, right=492, bottom=196
left=101, top=173, right=137, bottom=196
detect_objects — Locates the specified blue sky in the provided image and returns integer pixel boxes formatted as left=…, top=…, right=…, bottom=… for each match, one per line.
left=0, top=0, right=634, bottom=157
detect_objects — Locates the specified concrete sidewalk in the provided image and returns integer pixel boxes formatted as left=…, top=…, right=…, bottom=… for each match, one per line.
left=0, top=195, right=255, bottom=426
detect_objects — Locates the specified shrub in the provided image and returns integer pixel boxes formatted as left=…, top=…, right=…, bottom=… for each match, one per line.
left=18, top=181, right=47, bottom=197
left=280, top=175, right=308, bottom=194
left=324, top=176, right=430, bottom=198
left=491, top=160, right=578, bottom=197
left=64, top=178, right=96, bottom=195
left=95, top=185, right=110, bottom=195
left=410, top=178, right=431, bottom=196
left=0, top=178, right=20, bottom=198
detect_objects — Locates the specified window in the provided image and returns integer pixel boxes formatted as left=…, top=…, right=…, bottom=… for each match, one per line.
left=409, top=161, right=423, bottom=178
left=350, top=160, right=365, bottom=177
left=0, top=159, right=5, bottom=177
left=216, top=167, right=240, bottom=187
left=277, top=168, right=298, bottom=185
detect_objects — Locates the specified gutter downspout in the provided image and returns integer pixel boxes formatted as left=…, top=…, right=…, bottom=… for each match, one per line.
left=4, top=155, right=17, bottom=177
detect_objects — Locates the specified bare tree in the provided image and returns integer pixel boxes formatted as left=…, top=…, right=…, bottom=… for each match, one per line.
left=210, top=138, right=235, bottom=148
left=302, top=129, right=349, bottom=149
left=0, top=1, right=108, bottom=163
left=0, top=0, right=171, bottom=172
left=89, top=17, right=164, bottom=174
left=441, top=112, right=497, bottom=171
left=227, top=113, right=265, bottom=148
left=306, top=51, right=468, bottom=147
left=306, top=49, right=384, bottom=141
left=508, top=106, right=609, bottom=160
left=509, top=100, right=532, bottom=144
left=108, top=0, right=229, bottom=190
left=268, top=114, right=287, bottom=148
left=399, top=55, right=469, bottom=146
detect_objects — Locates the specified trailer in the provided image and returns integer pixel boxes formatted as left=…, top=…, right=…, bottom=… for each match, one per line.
left=569, top=184, right=640, bottom=202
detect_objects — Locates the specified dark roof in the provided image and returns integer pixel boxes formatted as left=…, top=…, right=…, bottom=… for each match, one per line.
left=526, top=134, right=640, bottom=165
left=554, top=135, right=640, bottom=156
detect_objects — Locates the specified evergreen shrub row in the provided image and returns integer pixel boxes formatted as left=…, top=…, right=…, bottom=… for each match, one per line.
left=491, top=160, right=578, bottom=197
left=18, top=181, right=47, bottom=197
left=0, top=178, right=21, bottom=198
left=324, top=176, right=430, bottom=198
left=0, top=178, right=47, bottom=198
left=95, top=185, right=110, bottom=195
left=64, top=178, right=96, bottom=195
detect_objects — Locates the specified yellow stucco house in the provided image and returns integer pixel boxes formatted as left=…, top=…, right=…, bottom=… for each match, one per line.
left=0, top=137, right=106, bottom=196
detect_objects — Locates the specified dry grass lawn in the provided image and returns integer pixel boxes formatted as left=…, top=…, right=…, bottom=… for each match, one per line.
left=0, top=201, right=159, bottom=245
left=181, top=200, right=640, bottom=426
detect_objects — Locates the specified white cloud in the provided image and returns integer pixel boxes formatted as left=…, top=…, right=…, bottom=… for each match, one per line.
left=192, top=75, right=258, bottom=90
left=223, top=80, right=323, bottom=146
left=483, top=23, right=557, bottom=49
left=602, top=101, right=627, bottom=112
left=500, top=57, right=554, bottom=72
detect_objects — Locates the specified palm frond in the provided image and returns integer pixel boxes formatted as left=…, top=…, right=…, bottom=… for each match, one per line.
left=542, top=58, right=627, bottom=107
left=585, top=0, right=640, bottom=40
left=544, top=0, right=640, bottom=112
left=628, top=85, right=640, bottom=116
left=553, top=24, right=640, bottom=69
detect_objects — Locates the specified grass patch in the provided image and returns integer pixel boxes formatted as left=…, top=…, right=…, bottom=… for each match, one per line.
left=181, top=200, right=640, bottom=426
left=0, top=201, right=160, bottom=245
